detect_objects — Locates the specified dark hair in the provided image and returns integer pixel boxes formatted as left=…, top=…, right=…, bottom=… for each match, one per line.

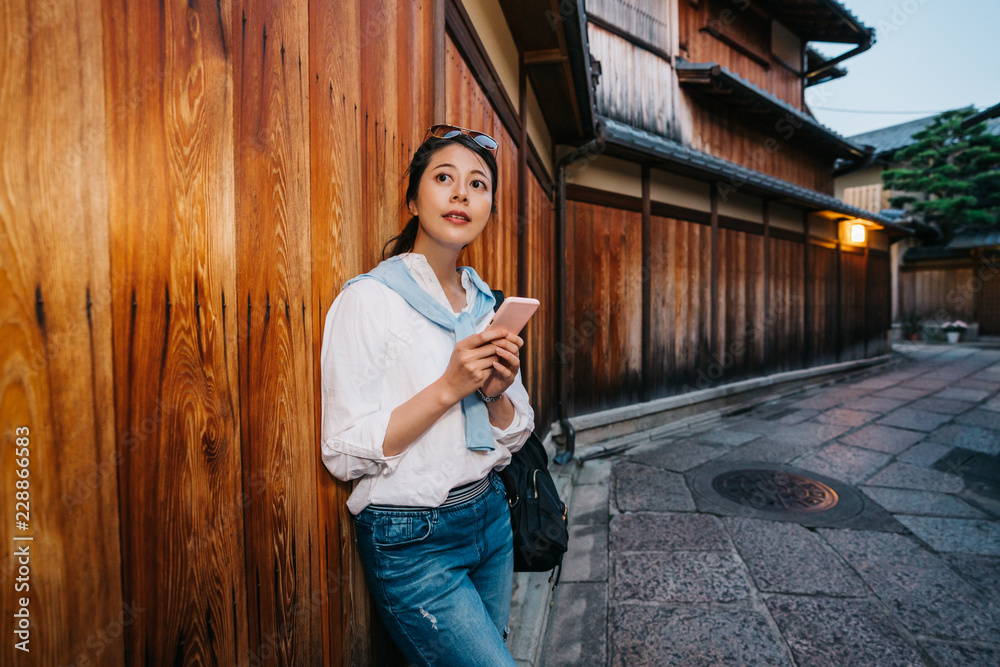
left=381, top=133, right=499, bottom=260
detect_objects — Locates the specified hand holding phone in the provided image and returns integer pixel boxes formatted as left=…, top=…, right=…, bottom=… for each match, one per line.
left=488, top=297, right=539, bottom=335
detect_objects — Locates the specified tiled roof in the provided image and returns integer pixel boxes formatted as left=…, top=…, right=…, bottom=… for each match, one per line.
left=677, top=60, right=867, bottom=159
left=849, top=112, right=1000, bottom=158
left=947, top=229, right=1000, bottom=250
left=767, top=0, right=872, bottom=44
left=598, top=116, right=910, bottom=232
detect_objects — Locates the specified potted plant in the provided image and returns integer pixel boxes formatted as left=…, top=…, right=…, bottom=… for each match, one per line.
left=904, top=316, right=923, bottom=341
left=942, top=320, right=968, bottom=343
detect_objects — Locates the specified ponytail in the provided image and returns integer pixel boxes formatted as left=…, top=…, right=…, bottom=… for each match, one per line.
left=381, top=215, right=420, bottom=260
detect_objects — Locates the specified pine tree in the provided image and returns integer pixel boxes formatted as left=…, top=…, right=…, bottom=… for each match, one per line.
left=882, top=108, right=1000, bottom=243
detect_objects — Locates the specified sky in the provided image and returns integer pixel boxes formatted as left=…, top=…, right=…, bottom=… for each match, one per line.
left=806, top=0, right=1000, bottom=139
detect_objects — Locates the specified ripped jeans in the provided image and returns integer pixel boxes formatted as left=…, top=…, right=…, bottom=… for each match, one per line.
left=353, top=473, right=516, bottom=666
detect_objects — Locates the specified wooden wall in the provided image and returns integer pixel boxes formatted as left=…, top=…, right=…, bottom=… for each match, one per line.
left=647, top=216, right=712, bottom=397
left=2, top=0, right=550, bottom=664
left=1, top=1, right=123, bottom=664
left=899, top=266, right=977, bottom=324
left=678, top=0, right=802, bottom=108
left=769, top=237, right=806, bottom=373
left=898, top=257, right=1000, bottom=335
left=565, top=201, right=644, bottom=414
left=564, top=196, right=892, bottom=416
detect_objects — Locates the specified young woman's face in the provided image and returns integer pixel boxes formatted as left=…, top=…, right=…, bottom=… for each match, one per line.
left=409, top=143, right=494, bottom=253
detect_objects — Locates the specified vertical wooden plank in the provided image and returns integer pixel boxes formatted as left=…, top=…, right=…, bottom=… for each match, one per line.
left=102, top=0, right=248, bottom=662
left=234, top=0, right=321, bottom=662
left=762, top=202, right=771, bottom=372
left=641, top=166, right=651, bottom=402
left=709, top=187, right=719, bottom=368
left=308, top=0, right=389, bottom=663
left=1, top=0, right=123, bottom=663
left=803, top=214, right=812, bottom=368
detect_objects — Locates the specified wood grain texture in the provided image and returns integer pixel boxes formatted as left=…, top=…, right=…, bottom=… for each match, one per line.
left=523, top=175, right=556, bottom=436
left=766, top=238, right=805, bottom=373
left=839, top=251, right=866, bottom=361
left=309, top=1, right=432, bottom=663
left=808, top=245, right=839, bottom=366
left=233, top=0, right=321, bottom=662
left=1, top=0, right=123, bottom=663
left=103, top=0, right=248, bottom=661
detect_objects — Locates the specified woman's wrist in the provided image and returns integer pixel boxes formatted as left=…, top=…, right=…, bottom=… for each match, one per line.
left=476, top=387, right=504, bottom=402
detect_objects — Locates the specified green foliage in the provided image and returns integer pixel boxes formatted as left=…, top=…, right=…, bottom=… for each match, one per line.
left=882, top=108, right=1000, bottom=241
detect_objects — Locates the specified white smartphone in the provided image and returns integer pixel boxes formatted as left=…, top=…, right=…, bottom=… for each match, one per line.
left=488, top=297, right=540, bottom=335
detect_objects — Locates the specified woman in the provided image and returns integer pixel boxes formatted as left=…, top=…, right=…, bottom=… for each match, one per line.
left=320, top=124, right=534, bottom=666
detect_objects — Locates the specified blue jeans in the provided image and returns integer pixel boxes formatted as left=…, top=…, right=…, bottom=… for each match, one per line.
left=353, top=473, right=516, bottom=666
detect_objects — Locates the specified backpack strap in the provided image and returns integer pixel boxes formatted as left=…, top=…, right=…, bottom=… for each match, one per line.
left=491, top=289, right=505, bottom=311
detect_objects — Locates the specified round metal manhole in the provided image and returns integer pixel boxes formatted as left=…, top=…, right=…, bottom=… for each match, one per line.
left=711, top=469, right=839, bottom=514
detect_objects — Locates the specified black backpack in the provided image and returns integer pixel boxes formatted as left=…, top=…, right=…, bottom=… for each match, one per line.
left=491, top=290, right=569, bottom=574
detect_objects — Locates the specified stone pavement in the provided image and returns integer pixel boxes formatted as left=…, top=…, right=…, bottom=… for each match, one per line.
left=540, top=344, right=1000, bottom=666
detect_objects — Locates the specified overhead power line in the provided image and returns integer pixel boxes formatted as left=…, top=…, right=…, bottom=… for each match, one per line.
left=812, top=106, right=954, bottom=115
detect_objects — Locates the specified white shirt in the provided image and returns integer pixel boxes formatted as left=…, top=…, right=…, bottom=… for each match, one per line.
left=320, top=252, right=535, bottom=514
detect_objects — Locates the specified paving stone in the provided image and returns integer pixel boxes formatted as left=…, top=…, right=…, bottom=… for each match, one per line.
left=943, top=553, right=1000, bottom=597
left=864, top=462, right=965, bottom=493
left=610, top=512, right=730, bottom=552
left=610, top=605, right=793, bottom=667
left=935, top=387, right=993, bottom=402
left=718, top=437, right=819, bottom=464
left=561, top=522, right=608, bottom=582
left=793, top=443, right=891, bottom=485
left=770, top=408, right=816, bottom=424
left=614, top=462, right=695, bottom=512
left=956, top=408, right=1000, bottom=431
left=908, top=397, right=977, bottom=415
left=900, top=378, right=953, bottom=391
left=820, top=529, right=1000, bottom=639
left=576, top=459, right=613, bottom=485
left=723, top=518, right=866, bottom=595
left=854, top=377, right=904, bottom=390
left=897, top=441, right=952, bottom=467
left=614, top=551, right=751, bottom=603
left=877, top=408, right=954, bottom=432
left=875, top=386, right=934, bottom=401
left=764, top=596, right=925, bottom=667
left=895, top=516, right=1000, bottom=556
left=839, top=396, right=908, bottom=414
left=568, top=483, right=609, bottom=525
left=716, top=418, right=776, bottom=435
left=982, top=397, right=1000, bottom=412
left=926, top=424, right=1000, bottom=455
left=839, top=424, right=924, bottom=454
left=953, top=379, right=1000, bottom=392
left=861, top=487, right=986, bottom=518
left=540, top=582, right=607, bottom=667
left=815, top=408, right=879, bottom=427
left=626, top=440, right=724, bottom=472
left=788, top=394, right=847, bottom=410
left=920, top=642, right=1000, bottom=667
left=768, top=422, right=851, bottom=446
left=696, top=428, right=761, bottom=446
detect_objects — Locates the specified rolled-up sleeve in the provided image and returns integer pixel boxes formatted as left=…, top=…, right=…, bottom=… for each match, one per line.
left=491, top=367, right=535, bottom=454
left=320, top=284, right=403, bottom=481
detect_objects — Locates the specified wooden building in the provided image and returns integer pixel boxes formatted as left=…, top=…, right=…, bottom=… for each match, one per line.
left=1, top=0, right=905, bottom=663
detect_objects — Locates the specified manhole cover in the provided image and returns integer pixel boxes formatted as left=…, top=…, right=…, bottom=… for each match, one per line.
left=711, top=469, right=839, bottom=514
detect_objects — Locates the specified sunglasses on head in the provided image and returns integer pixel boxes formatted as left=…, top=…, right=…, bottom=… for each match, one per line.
left=425, top=124, right=499, bottom=155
